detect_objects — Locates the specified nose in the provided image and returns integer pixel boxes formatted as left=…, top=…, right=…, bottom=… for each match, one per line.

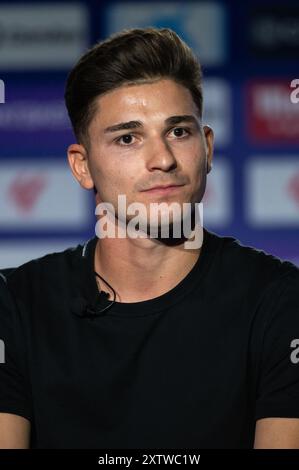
left=145, top=135, right=178, bottom=172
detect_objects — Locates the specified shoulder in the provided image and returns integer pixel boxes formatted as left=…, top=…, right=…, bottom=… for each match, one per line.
left=206, top=229, right=299, bottom=293
left=2, top=241, right=86, bottom=299
left=0, top=273, right=15, bottom=310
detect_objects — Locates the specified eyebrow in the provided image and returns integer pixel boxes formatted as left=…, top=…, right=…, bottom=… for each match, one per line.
left=103, top=115, right=200, bottom=134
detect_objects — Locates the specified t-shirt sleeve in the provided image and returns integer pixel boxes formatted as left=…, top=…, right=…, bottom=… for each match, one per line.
left=0, top=276, right=32, bottom=421
left=255, top=267, right=299, bottom=421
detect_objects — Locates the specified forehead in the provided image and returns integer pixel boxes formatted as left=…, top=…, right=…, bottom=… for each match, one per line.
left=91, top=79, right=198, bottom=129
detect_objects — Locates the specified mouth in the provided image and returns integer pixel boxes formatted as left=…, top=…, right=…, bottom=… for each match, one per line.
left=142, top=184, right=185, bottom=195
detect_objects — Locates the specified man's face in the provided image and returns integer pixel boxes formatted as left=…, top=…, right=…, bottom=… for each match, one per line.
left=70, top=78, right=213, bottom=233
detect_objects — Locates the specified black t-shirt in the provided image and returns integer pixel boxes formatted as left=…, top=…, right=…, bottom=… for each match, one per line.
left=0, top=228, right=299, bottom=449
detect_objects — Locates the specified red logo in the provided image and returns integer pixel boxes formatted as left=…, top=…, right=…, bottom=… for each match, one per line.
left=8, top=173, right=48, bottom=213
left=247, top=80, right=299, bottom=143
left=287, top=172, right=299, bottom=206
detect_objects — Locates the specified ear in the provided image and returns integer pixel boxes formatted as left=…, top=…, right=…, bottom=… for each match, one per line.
left=202, top=125, right=214, bottom=174
left=67, top=143, right=94, bottom=190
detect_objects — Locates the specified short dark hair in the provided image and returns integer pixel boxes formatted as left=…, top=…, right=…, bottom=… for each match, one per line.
left=64, top=27, right=203, bottom=149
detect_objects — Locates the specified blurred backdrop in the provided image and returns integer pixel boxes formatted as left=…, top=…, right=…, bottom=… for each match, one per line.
left=0, top=0, right=298, bottom=267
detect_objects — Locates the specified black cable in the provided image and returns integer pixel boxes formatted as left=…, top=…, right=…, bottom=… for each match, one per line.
left=94, top=270, right=116, bottom=313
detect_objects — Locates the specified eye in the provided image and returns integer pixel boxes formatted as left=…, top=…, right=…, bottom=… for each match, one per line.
left=115, top=134, right=136, bottom=146
left=169, top=127, right=191, bottom=138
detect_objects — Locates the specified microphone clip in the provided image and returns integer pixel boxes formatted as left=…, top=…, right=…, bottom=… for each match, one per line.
left=72, top=291, right=114, bottom=319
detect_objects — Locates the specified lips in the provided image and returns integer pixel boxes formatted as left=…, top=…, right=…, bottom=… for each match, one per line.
left=144, top=184, right=184, bottom=191
left=142, top=184, right=184, bottom=195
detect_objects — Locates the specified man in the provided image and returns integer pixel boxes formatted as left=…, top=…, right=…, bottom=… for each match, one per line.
left=0, top=27, right=299, bottom=449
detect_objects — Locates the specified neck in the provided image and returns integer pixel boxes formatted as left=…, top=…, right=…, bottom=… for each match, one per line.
left=94, top=227, right=202, bottom=303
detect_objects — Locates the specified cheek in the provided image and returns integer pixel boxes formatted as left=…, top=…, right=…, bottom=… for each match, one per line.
left=96, top=165, right=136, bottom=200
left=182, top=142, right=206, bottom=177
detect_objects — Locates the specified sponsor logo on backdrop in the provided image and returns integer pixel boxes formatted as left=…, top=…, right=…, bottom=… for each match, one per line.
left=247, top=80, right=299, bottom=143
left=203, top=79, right=231, bottom=147
left=246, top=157, right=299, bottom=226
left=0, top=4, right=88, bottom=69
left=8, top=174, right=47, bottom=213
left=106, top=1, right=227, bottom=66
left=202, top=158, right=231, bottom=227
left=249, top=5, right=299, bottom=59
left=0, top=160, right=90, bottom=230
left=0, top=83, right=73, bottom=152
left=287, top=172, right=299, bottom=206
